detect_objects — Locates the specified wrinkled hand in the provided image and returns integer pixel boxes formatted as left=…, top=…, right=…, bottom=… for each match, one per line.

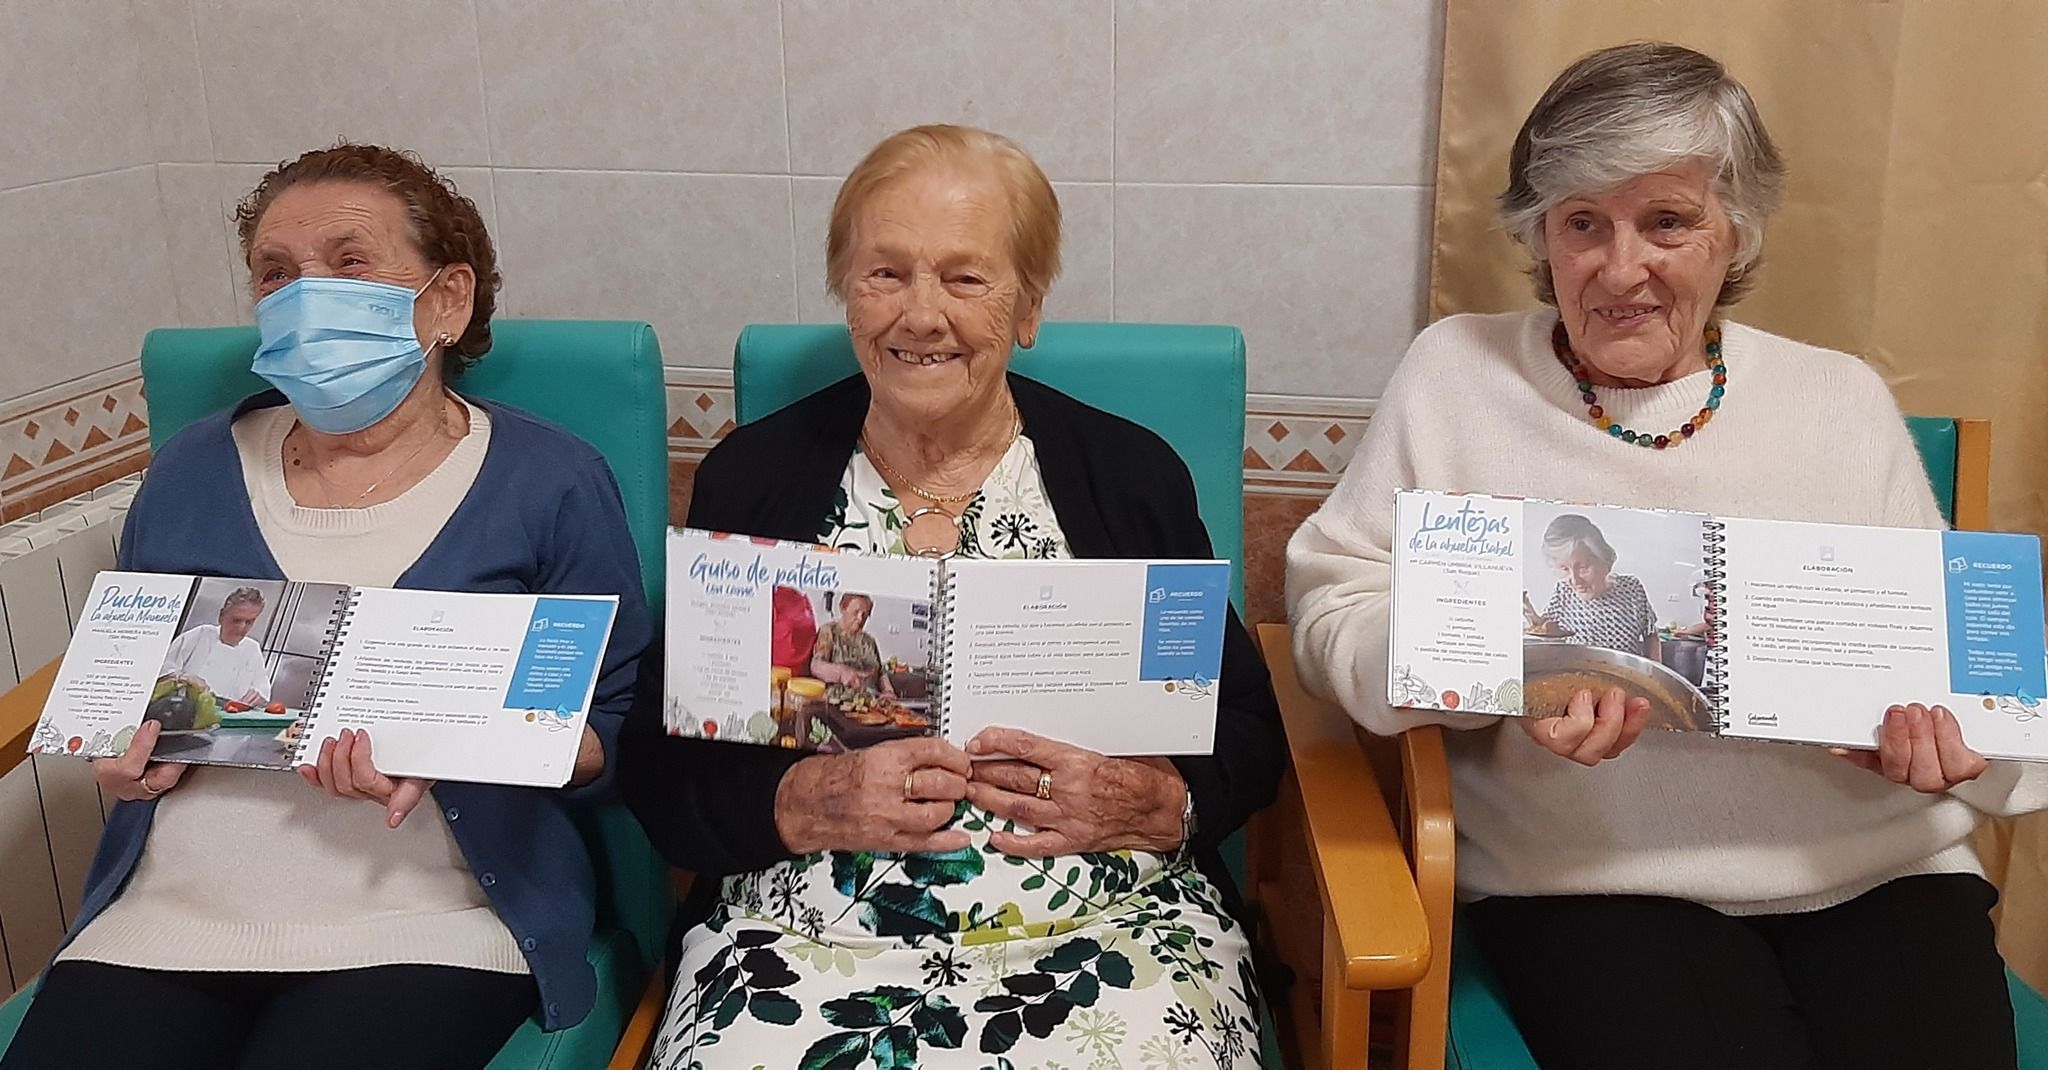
left=1829, top=703, right=1988, bottom=793
left=964, top=727, right=1185, bottom=857
left=1519, top=686, right=1651, bottom=766
left=93, top=719, right=187, bottom=801
left=774, top=736, right=972, bottom=855
left=297, top=728, right=434, bottom=829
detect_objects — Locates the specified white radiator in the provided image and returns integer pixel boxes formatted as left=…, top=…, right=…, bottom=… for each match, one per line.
left=0, top=474, right=139, bottom=991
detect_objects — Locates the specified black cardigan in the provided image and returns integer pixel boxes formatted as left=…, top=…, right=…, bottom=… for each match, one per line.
left=620, top=373, right=1285, bottom=904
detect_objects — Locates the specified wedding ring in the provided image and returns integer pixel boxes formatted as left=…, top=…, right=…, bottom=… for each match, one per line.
left=904, top=771, right=917, bottom=799
left=1034, top=769, right=1054, bottom=801
left=139, top=774, right=165, bottom=796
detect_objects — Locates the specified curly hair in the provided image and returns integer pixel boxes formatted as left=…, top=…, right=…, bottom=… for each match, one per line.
left=234, top=142, right=502, bottom=374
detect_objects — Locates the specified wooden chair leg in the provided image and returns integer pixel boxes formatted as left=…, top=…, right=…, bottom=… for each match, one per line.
left=607, top=969, right=667, bottom=1070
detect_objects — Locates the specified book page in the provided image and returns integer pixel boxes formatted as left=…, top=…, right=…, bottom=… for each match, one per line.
left=1389, top=492, right=1715, bottom=732
left=1719, top=518, right=2047, bottom=758
left=941, top=558, right=1228, bottom=756
left=666, top=528, right=940, bottom=751
left=32, top=573, right=347, bottom=771
left=300, top=587, right=619, bottom=786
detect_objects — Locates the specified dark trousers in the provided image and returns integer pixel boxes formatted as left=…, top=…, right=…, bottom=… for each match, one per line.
left=0, top=961, right=537, bottom=1070
left=1466, top=874, right=2017, bottom=1070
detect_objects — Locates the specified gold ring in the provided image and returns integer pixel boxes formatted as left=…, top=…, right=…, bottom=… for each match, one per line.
left=904, top=771, right=916, bottom=799
left=1034, top=769, right=1053, bottom=801
left=139, top=774, right=165, bottom=796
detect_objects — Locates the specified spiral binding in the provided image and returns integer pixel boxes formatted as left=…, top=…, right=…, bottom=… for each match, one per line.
left=1701, top=521, right=1729, bottom=732
left=934, top=566, right=955, bottom=740
left=288, top=588, right=360, bottom=765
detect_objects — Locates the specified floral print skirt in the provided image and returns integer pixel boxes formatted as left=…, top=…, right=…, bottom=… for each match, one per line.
left=649, top=805, right=1263, bottom=1070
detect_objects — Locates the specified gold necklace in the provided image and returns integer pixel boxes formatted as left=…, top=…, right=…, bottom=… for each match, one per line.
left=291, top=394, right=457, bottom=507
left=859, top=407, right=1021, bottom=507
left=860, top=407, right=1022, bottom=558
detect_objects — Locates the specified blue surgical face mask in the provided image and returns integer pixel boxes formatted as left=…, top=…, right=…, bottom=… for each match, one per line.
left=251, top=270, right=444, bottom=434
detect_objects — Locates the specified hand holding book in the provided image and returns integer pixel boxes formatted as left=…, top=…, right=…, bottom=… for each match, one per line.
left=1828, top=702, right=1990, bottom=792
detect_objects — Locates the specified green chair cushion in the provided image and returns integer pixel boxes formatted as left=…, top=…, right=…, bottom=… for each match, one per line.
left=732, top=322, right=1248, bottom=607
left=1904, top=415, right=1960, bottom=526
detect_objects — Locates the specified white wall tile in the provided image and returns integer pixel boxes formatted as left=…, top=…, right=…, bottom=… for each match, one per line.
left=492, top=170, right=795, bottom=369
left=0, top=0, right=154, bottom=188
left=193, top=0, right=491, bottom=165
left=476, top=0, right=787, bottom=173
left=1114, top=183, right=1431, bottom=397
left=153, top=163, right=239, bottom=326
left=781, top=0, right=1114, bottom=181
left=791, top=177, right=1114, bottom=325
left=131, top=0, right=213, bottom=162
left=207, top=163, right=501, bottom=323
left=1115, top=0, right=1442, bottom=185
left=0, top=167, right=179, bottom=401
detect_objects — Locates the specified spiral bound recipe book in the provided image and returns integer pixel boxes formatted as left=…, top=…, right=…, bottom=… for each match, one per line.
left=28, top=571, right=619, bottom=786
left=665, top=528, right=1230, bottom=755
left=1387, top=490, right=2048, bottom=759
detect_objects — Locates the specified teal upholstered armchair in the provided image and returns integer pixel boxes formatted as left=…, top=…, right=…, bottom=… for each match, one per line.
left=0, top=320, right=674, bottom=1070
left=1253, top=416, right=2047, bottom=1070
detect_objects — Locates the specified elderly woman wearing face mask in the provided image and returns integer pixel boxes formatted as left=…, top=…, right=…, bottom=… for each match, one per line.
left=1286, top=43, right=2043, bottom=1070
left=0, top=144, right=649, bottom=1070
left=621, top=125, right=1283, bottom=1069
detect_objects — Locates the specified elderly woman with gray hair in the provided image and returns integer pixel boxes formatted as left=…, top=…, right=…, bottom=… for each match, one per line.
left=1287, top=42, right=2040, bottom=1069
left=1523, top=513, right=1659, bottom=660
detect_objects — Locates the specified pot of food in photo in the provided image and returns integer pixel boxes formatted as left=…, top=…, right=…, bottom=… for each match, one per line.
left=1657, top=632, right=1710, bottom=687
left=1522, top=642, right=1712, bottom=733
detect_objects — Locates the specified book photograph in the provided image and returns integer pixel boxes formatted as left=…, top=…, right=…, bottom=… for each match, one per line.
left=144, top=577, right=346, bottom=769
left=668, top=529, right=941, bottom=751
left=666, top=528, right=1232, bottom=756
left=1518, top=501, right=1713, bottom=731
left=28, top=571, right=621, bottom=787
left=1389, top=490, right=2048, bottom=760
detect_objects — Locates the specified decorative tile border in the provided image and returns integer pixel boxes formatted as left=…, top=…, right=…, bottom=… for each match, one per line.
left=1242, top=392, right=1374, bottom=497
left=0, top=364, right=1370, bottom=522
left=0, top=364, right=150, bottom=521
left=665, top=366, right=735, bottom=463
left=658, top=369, right=1371, bottom=496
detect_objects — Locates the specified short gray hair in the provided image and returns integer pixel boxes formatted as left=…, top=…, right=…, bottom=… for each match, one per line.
left=1498, top=42, right=1787, bottom=307
left=221, top=586, right=266, bottom=614
left=1542, top=514, right=1617, bottom=569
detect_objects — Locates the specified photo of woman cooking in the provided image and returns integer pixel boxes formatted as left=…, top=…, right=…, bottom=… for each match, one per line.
left=1521, top=503, right=1714, bottom=730
left=767, top=586, right=936, bottom=751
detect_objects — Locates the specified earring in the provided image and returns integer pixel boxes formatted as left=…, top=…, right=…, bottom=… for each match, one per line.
left=438, top=332, right=454, bottom=346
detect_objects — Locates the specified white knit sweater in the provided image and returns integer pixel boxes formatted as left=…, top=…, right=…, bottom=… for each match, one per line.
left=1287, top=310, right=2048, bottom=915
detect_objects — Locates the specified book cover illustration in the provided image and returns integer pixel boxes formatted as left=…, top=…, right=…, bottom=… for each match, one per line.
left=667, top=530, right=940, bottom=752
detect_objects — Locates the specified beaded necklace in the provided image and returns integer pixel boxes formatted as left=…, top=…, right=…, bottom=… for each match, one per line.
left=1552, top=320, right=1726, bottom=449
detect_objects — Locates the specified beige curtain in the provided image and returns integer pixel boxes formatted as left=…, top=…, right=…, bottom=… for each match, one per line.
left=1431, top=0, right=2048, bottom=992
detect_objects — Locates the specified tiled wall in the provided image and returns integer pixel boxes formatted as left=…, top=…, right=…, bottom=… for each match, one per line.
left=4, top=1, right=1440, bottom=609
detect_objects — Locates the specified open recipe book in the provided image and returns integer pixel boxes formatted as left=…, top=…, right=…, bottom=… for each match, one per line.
left=1388, top=490, right=2048, bottom=759
left=665, top=528, right=1230, bottom=755
left=28, top=572, right=619, bottom=787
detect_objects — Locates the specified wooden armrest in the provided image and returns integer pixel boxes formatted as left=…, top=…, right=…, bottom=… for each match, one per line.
left=1398, top=725, right=1456, bottom=918
left=1256, top=623, right=1430, bottom=990
left=0, top=658, right=60, bottom=781
left=608, top=968, right=667, bottom=1070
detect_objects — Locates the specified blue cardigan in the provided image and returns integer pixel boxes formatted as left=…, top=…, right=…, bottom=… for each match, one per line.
left=56, top=392, right=652, bottom=1031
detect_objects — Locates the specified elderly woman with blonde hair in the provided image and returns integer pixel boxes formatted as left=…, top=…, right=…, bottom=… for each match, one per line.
left=623, top=125, right=1283, bottom=1068
left=1287, top=42, right=2039, bottom=1070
